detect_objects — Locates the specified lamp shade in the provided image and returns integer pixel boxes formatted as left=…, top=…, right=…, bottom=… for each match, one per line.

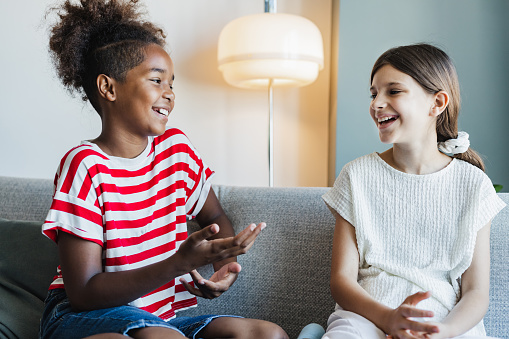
left=218, top=13, right=324, bottom=89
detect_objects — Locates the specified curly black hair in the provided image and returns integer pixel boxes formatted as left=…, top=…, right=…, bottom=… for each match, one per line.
left=47, top=0, right=166, bottom=112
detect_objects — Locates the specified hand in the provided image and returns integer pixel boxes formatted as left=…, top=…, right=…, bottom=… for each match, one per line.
left=180, top=262, right=241, bottom=299
left=175, top=222, right=266, bottom=273
left=408, top=322, right=450, bottom=339
left=384, top=291, right=439, bottom=339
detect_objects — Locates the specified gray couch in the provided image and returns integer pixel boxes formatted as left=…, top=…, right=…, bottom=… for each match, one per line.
left=0, top=176, right=507, bottom=339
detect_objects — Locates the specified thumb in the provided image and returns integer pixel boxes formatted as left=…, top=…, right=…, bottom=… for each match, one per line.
left=190, top=224, right=220, bottom=243
left=227, top=262, right=242, bottom=274
left=404, top=291, right=431, bottom=306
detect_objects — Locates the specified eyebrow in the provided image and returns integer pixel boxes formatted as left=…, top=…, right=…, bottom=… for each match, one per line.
left=370, top=82, right=403, bottom=91
left=149, top=68, right=175, bottom=80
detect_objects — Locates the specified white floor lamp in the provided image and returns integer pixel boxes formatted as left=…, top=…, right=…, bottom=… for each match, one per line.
left=217, top=0, right=323, bottom=187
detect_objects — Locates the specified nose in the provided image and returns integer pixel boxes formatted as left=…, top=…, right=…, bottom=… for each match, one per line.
left=163, top=85, right=175, bottom=102
left=370, top=93, right=386, bottom=110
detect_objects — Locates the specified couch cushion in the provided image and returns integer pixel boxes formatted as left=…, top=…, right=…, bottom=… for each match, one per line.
left=179, top=186, right=336, bottom=338
left=484, top=193, right=509, bottom=337
left=0, top=218, right=59, bottom=339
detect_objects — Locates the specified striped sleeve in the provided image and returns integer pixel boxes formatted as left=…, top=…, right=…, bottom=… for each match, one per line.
left=42, top=146, right=104, bottom=246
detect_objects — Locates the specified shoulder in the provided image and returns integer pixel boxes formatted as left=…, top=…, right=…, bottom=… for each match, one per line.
left=153, top=127, right=206, bottom=166
left=154, top=128, right=197, bottom=152
left=155, top=127, right=190, bottom=143
left=54, top=142, right=108, bottom=194
left=450, top=159, right=493, bottom=190
left=57, top=142, right=107, bottom=174
left=326, top=153, right=378, bottom=196
left=339, top=153, right=381, bottom=177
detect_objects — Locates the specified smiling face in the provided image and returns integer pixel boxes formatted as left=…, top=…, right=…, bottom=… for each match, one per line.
left=111, top=43, right=175, bottom=139
left=369, top=64, right=437, bottom=145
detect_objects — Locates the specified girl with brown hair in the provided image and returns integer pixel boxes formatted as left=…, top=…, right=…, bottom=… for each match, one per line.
left=322, top=44, right=505, bottom=338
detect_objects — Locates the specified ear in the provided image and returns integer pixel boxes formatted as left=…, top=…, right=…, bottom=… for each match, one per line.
left=96, top=74, right=117, bottom=102
left=430, top=91, right=449, bottom=117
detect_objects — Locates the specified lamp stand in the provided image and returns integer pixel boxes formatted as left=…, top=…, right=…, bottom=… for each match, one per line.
left=266, top=0, right=276, bottom=187
left=268, top=78, right=274, bottom=187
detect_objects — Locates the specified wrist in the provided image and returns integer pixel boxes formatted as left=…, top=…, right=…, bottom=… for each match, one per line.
left=378, top=308, right=393, bottom=335
left=167, top=251, right=194, bottom=277
left=438, top=322, right=455, bottom=338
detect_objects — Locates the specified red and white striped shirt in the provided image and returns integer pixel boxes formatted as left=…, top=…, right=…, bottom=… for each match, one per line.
left=42, top=128, right=214, bottom=320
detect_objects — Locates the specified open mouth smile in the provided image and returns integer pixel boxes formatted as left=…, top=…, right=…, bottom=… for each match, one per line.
left=377, top=115, right=399, bottom=128
left=153, top=107, right=170, bottom=117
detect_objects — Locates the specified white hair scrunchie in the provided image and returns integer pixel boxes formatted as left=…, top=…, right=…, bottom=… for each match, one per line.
left=438, top=131, right=470, bottom=155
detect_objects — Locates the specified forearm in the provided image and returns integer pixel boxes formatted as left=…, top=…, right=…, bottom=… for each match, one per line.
left=331, top=277, right=392, bottom=333
left=195, top=194, right=237, bottom=271
left=66, top=252, right=190, bottom=311
left=439, top=289, right=489, bottom=337
left=437, top=222, right=491, bottom=337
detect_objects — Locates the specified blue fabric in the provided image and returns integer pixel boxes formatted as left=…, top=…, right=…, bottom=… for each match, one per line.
left=39, top=289, right=238, bottom=339
left=297, top=323, right=326, bottom=339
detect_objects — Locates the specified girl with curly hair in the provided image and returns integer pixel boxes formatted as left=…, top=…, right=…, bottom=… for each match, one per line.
left=40, top=1, right=288, bottom=338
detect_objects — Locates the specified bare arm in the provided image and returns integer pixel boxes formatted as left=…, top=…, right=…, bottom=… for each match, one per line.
left=426, top=222, right=491, bottom=338
left=330, top=213, right=438, bottom=337
left=195, top=188, right=237, bottom=271
left=180, top=188, right=266, bottom=299
left=59, top=200, right=263, bottom=311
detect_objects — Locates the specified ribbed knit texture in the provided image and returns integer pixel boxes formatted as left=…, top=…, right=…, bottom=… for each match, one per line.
left=323, top=153, right=506, bottom=336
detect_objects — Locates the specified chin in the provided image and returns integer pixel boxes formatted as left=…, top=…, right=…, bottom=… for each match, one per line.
left=378, top=133, right=395, bottom=144
left=152, top=125, right=167, bottom=136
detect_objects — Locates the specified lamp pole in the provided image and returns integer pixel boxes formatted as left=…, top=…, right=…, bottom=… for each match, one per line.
left=266, top=0, right=276, bottom=187
left=268, top=78, right=274, bottom=187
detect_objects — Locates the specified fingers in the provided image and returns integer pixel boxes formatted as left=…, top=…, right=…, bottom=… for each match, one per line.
left=179, top=272, right=203, bottom=298
left=188, top=224, right=220, bottom=244
left=403, top=319, right=439, bottom=335
left=225, top=222, right=266, bottom=254
left=182, top=265, right=240, bottom=299
left=180, top=222, right=265, bottom=270
left=399, top=305, right=434, bottom=319
left=403, top=291, right=431, bottom=306
left=189, top=269, right=205, bottom=285
left=207, top=222, right=266, bottom=260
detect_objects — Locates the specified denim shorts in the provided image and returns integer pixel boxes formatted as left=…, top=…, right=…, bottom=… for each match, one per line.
left=39, top=289, right=239, bottom=339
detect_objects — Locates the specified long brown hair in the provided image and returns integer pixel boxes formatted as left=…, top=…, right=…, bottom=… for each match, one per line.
left=370, top=43, right=485, bottom=171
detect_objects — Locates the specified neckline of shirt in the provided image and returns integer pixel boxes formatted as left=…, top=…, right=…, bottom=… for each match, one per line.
left=82, top=137, right=154, bottom=168
left=371, top=152, right=456, bottom=179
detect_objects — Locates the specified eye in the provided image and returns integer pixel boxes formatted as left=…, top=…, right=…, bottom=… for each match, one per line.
left=389, top=89, right=401, bottom=95
left=370, top=93, right=377, bottom=99
left=151, top=79, right=162, bottom=84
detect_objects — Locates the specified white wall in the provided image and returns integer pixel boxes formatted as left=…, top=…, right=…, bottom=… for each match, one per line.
left=0, top=0, right=332, bottom=187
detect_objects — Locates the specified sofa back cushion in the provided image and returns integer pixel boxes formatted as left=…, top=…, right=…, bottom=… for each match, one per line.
left=0, top=218, right=59, bottom=339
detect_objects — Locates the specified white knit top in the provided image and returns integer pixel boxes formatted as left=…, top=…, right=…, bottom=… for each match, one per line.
left=323, top=153, right=506, bottom=335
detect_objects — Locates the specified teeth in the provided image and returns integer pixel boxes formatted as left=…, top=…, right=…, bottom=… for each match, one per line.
left=158, top=108, right=169, bottom=117
left=378, top=116, right=395, bottom=123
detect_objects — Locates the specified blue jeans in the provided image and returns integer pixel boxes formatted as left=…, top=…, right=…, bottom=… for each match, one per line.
left=39, top=289, right=239, bottom=339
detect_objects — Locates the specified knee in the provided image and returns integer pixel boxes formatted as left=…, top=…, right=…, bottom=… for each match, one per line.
left=250, top=321, right=289, bottom=339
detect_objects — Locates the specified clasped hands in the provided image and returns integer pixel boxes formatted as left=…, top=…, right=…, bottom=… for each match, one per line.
left=177, top=222, right=266, bottom=299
